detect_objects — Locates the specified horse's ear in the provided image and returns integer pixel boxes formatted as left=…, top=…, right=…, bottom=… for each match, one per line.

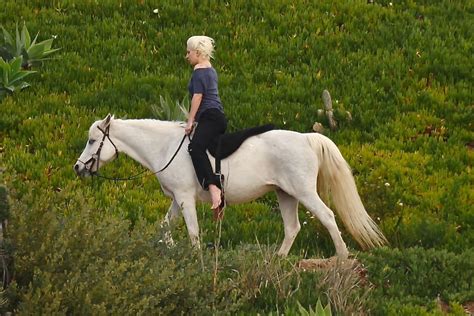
left=101, top=113, right=113, bottom=129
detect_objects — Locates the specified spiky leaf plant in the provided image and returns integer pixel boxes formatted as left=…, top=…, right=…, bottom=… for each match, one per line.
left=0, top=56, right=35, bottom=99
left=0, top=23, right=60, bottom=69
left=151, top=94, right=189, bottom=121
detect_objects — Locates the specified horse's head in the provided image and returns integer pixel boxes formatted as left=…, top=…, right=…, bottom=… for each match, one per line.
left=74, top=114, right=119, bottom=177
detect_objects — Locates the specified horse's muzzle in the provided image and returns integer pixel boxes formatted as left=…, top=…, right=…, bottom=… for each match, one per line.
left=73, top=162, right=91, bottom=177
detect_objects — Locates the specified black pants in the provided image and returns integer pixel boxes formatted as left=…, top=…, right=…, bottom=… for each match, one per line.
left=188, top=109, right=227, bottom=190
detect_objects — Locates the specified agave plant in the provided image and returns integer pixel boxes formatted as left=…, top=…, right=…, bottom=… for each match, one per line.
left=0, top=22, right=60, bottom=69
left=296, top=300, right=332, bottom=316
left=0, top=56, right=36, bottom=100
left=151, top=95, right=189, bottom=121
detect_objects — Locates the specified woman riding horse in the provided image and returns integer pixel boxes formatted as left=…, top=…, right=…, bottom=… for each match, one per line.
left=185, top=35, right=226, bottom=212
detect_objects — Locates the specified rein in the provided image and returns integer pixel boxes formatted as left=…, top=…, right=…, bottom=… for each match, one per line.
left=82, top=125, right=189, bottom=181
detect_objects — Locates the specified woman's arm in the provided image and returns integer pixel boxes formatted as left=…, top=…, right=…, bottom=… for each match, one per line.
left=185, top=93, right=203, bottom=135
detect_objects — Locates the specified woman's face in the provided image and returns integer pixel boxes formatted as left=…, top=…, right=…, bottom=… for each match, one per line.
left=186, top=48, right=199, bottom=66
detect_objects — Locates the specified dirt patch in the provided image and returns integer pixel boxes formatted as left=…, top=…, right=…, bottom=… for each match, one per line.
left=297, top=257, right=358, bottom=270
left=437, top=298, right=474, bottom=315
left=463, top=301, right=474, bottom=315
left=297, top=257, right=368, bottom=284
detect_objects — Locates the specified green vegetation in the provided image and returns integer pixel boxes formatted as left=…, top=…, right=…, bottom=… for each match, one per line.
left=0, top=0, right=472, bottom=314
left=0, top=56, right=36, bottom=99
left=0, top=23, right=60, bottom=69
left=0, top=23, right=59, bottom=100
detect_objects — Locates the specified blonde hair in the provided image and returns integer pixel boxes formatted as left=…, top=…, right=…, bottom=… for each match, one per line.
left=187, top=35, right=215, bottom=60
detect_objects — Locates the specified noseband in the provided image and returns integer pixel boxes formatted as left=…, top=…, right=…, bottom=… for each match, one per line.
left=78, top=125, right=119, bottom=174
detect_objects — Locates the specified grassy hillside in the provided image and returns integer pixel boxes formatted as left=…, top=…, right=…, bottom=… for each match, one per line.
left=0, top=0, right=472, bottom=314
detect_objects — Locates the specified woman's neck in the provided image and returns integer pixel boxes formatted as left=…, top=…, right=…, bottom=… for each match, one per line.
left=194, top=61, right=212, bottom=69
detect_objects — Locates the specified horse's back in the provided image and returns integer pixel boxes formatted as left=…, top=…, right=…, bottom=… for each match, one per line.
left=221, top=129, right=320, bottom=202
left=236, top=129, right=316, bottom=157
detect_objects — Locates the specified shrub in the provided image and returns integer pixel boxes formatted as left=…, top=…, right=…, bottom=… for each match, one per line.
left=7, top=205, right=247, bottom=314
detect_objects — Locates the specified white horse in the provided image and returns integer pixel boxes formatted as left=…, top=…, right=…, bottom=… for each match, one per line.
left=74, top=114, right=387, bottom=258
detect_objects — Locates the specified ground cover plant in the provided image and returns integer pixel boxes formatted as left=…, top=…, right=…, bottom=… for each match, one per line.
left=0, top=0, right=472, bottom=314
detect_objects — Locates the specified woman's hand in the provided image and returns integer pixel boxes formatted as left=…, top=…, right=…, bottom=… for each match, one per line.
left=185, top=120, right=194, bottom=135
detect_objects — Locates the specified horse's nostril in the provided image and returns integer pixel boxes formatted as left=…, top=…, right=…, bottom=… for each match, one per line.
left=74, top=164, right=79, bottom=171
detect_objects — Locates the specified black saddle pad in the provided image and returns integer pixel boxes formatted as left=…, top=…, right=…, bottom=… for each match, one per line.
left=208, top=124, right=274, bottom=159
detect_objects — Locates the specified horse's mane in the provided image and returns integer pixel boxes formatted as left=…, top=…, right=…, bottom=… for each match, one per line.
left=116, top=118, right=186, bottom=131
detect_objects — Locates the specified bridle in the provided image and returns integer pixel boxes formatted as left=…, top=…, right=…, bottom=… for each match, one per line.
left=77, top=125, right=119, bottom=175
left=77, top=124, right=188, bottom=181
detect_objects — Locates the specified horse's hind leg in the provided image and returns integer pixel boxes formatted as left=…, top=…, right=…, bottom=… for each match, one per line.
left=276, top=190, right=301, bottom=256
left=299, top=193, right=349, bottom=259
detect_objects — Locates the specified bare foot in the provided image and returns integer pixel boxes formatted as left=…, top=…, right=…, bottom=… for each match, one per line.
left=208, top=184, right=222, bottom=210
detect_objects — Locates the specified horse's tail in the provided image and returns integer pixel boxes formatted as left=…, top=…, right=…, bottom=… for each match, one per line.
left=306, top=133, right=387, bottom=249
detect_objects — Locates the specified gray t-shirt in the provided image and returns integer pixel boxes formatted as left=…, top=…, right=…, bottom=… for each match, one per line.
left=188, top=67, right=224, bottom=121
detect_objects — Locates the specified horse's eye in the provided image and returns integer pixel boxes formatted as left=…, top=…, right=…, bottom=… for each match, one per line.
left=88, top=139, right=96, bottom=145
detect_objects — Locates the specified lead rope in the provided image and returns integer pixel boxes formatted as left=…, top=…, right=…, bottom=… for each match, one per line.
left=212, top=174, right=225, bottom=303
left=212, top=210, right=223, bottom=311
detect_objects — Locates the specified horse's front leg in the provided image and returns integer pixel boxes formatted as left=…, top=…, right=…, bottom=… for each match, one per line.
left=176, top=194, right=200, bottom=248
left=161, top=199, right=181, bottom=246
